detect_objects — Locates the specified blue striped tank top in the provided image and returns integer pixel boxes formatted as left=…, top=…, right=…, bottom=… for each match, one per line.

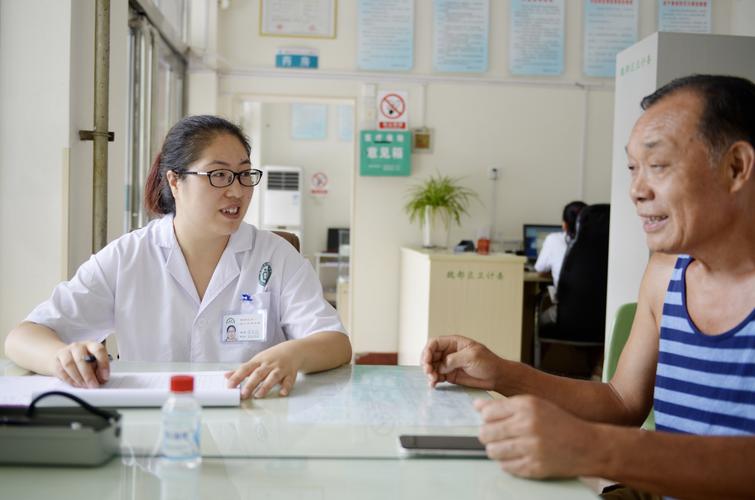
left=654, top=255, right=755, bottom=436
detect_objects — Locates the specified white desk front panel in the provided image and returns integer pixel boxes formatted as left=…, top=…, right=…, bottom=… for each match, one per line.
left=0, top=457, right=595, bottom=500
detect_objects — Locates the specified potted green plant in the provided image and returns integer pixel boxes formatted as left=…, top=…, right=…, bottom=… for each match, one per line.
left=404, top=173, right=479, bottom=248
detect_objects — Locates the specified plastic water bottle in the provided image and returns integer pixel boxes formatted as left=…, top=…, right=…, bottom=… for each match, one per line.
left=160, top=375, right=201, bottom=468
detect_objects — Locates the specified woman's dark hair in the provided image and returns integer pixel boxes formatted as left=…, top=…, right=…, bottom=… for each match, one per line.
left=640, top=74, right=755, bottom=162
left=144, top=115, right=251, bottom=216
left=562, top=201, right=587, bottom=239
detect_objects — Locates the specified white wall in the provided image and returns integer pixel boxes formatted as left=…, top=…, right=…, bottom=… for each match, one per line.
left=731, top=0, right=755, bottom=37
left=0, top=0, right=72, bottom=353
left=213, top=0, right=753, bottom=355
left=187, top=0, right=219, bottom=115
left=259, top=102, right=353, bottom=258
left=0, top=0, right=129, bottom=355
left=187, top=71, right=219, bottom=115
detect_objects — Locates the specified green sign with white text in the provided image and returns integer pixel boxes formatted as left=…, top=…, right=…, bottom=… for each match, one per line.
left=360, top=130, right=411, bottom=176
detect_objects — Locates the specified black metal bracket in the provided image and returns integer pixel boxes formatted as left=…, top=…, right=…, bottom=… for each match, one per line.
left=79, top=130, right=115, bottom=141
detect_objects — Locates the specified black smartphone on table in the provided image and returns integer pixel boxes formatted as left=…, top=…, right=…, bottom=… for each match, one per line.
left=398, top=434, right=488, bottom=458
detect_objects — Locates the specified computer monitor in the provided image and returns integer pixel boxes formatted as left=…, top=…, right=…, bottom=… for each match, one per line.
left=326, top=227, right=349, bottom=253
left=523, top=224, right=562, bottom=263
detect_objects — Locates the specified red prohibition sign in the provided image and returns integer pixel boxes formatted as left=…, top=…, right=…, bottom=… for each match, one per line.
left=311, top=172, right=328, bottom=188
left=380, top=94, right=406, bottom=120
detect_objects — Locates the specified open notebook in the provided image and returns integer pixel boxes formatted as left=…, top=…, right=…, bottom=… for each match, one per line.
left=0, top=371, right=240, bottom=407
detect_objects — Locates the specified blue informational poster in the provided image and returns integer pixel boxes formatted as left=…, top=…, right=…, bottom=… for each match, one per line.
left=583, top=0, right=639, bottom=78
left=338, top=104, right=354, bottom=142
left=433, top=0, right=489, bottom=73
left=509, top=0, right=565, bottom=76
left=291, top=103, right=327, bottom=140
left=658, top=0, right=712, bottom=34
left=357, top=0, right=414, bottom=71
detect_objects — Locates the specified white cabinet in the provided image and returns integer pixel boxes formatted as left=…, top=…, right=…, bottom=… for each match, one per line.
left=398, top=248, right=526, bottom=366
left=314, top=252, right=349, bottom=310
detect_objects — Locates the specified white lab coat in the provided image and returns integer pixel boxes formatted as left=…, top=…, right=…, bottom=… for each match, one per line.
left=26, top=215, right=347, bottom=362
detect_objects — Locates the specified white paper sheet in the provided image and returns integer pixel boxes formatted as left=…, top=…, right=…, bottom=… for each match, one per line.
left=0, top=371, right=239, bottom=407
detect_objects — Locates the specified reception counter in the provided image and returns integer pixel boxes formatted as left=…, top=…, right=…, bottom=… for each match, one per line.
left=398, top=248, right=527, bottom=365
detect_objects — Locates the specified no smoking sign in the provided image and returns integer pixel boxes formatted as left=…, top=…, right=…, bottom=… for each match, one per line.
left=377, top=90, right=408, bottom=130
left=310, top=171, right=329, bottom=196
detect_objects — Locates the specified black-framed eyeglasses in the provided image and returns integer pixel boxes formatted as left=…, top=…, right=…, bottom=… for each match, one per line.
left=181, top=168, right=263, bottom=188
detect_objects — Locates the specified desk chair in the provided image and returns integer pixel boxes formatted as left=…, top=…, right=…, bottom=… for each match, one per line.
left=534, top=204, right=610, bottom=375
left=604, top=302, right=637, bottom=380
left=272, top=231, right=300, bottom=252
left=605, top=302, right=655, bottom=430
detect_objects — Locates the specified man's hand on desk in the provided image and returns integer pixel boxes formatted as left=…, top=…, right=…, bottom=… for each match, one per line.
left=225, top=341, right=302, bottom=399
left=422, top=336, right=600, bottom=480
left=421, top=335, right=502, bottom=391
left=475, top=396, right=598, bottom=479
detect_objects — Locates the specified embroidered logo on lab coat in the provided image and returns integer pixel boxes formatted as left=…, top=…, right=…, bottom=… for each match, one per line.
left=258, top=262, right=272, bottom=287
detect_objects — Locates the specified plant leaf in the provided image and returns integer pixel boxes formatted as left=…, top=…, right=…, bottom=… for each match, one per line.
left=403, top=173, right=480, bottom=228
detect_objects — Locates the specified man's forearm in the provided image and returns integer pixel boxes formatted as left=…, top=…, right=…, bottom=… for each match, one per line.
left=588, top=425, right=755, bottom=500
left=494, top=360, right=641, bottom=425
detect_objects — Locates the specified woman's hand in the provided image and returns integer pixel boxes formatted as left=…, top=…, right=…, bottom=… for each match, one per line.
left=225, top=342, right=303, bottom=399
left=50, top=341, right=110, bottom=388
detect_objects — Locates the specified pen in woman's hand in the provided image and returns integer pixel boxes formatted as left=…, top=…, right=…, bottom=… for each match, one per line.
left=83, top=353, right=113, bottom=384
left=83, top=354, right=114, bottom=362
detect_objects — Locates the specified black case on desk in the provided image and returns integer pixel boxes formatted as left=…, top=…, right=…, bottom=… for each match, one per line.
left=0, top=393, right=122, bottom=466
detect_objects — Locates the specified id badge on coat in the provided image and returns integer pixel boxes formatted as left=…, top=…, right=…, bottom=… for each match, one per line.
left=222, top=292, right=270, bottom=343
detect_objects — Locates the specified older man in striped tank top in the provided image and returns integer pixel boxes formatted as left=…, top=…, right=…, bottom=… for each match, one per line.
left=422, top=74, right=755, bottom=499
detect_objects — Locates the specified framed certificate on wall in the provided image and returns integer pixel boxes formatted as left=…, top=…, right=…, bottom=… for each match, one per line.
left=260, top=0, right=337, bottom=39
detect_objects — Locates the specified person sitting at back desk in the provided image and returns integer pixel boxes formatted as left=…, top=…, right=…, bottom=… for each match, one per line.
left=534, top=200, right=586, bottom=325
left=534, top=200, right=586, bottom=289
left=422, top=74, right=755, bottom=499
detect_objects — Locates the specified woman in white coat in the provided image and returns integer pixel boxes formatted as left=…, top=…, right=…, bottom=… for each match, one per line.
left=5, top=115, right=352, bottom=399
